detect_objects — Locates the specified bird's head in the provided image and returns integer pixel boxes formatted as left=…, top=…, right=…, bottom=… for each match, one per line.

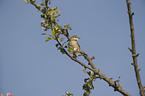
left=70, top=35, right=80, bottom=41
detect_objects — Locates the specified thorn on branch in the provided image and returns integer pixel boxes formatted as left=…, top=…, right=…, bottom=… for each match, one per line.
left=109, top=77, right=113, bottom=80
left=114, top=76, right=120, bottom=86
left=138, top=69, right=141, bottom=71
left=114, top=80, right=120, bottom=91
left=136, top=53, right=140, bottom=57
left=132, top=53, right=140, bottom=57
left=132, top=12, right=135, bottom=15
left=91, top=56, right=95, bottom=60
left=131, top=63, right=134, bottom=65
left=128, top=47, right=132, bottom=52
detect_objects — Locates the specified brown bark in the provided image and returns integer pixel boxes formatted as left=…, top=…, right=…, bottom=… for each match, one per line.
left=126, top=0, right=144, bottom=96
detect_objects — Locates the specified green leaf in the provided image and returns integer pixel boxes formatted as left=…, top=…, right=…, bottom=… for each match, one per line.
left=60, top=37, right=65, bottom=42
left=84, top=92, right=90, bottom=96
left=91, top=56, right=95, bottom=60
left=35, top=4, right=41, bottom=10
left=45, top=37, right=52, bottom=42
left=68, top=27, right=72, bottom=30
left=87, top=82, right=93, bottom=89
left=78, top=53, right=83, bottom=56
left=83, top=69, right=86, bottom=71
left=55, top=44, right=59, bottom=47
left=56, top=11, right=61, bottom=14
left=40, top=3, right=44, bottom=6
left=87, top=71, right=92, bottom=76
left=54, top=11, right=61, bottom=16
left=64, top=46, right=67, bottom=48
left=66, top=24, right=70, bottom=27
left=41, top=33, right=46, bottom=35
left=56, top=33, right=61, bottom=38
left=51, top=29, right=56, bottom=39
left=24, top=0, right=27, bottom=2
left=83, top=69, right=88, bottom=73
left=49, top=1, right=51, bottom=4
left=54, top=24, right=60, bottom=31
left=84, top=78, right=89, bottom=82
left=109, top=78, right=113, bottom=80
left=84, top=71, right=87, bottom=73
left=54, top=11, right=61, bottom=18
left=83, top=83, right=90, bottom=91
left=65, top=91, right=73, bottom=96
left=50, top=10, right=55, bottom=15
left=67, top=48, right=72, bottom=54
left=57, top=46, right=61, bottom=50
left=52, top=7, right=57, bottom=10
left=62, top=41, right=68, bottom=47
left=60, top=49, right=65, bottom=54
left=41, top=8, right=46, bottom=14
left=51, top=16, right=55, bottom=22
left=46, top=33, right=51, bottom=36
left=57, top=47, right=65, bottom=54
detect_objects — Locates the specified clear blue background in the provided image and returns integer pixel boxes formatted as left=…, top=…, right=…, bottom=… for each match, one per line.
left=0, top=0, right=145, bottom=96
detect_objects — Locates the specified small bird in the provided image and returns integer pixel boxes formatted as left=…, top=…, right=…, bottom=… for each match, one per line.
left=68, top=35, right=81, bottom=58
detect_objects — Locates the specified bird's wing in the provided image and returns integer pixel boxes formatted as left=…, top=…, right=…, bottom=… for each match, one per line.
left=77, top=42, right=81, bottom=51
left=68, top=41, right=74, bottom=49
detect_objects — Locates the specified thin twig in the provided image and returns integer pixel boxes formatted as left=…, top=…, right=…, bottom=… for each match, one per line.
left=126, top=0, right=144, bottom=96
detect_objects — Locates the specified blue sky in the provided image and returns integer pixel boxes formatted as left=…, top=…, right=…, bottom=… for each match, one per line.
left=0, top=0, right=145, bottom=96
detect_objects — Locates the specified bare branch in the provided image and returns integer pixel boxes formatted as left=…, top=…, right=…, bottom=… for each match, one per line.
left=126, top=0, right=144, bottom=96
